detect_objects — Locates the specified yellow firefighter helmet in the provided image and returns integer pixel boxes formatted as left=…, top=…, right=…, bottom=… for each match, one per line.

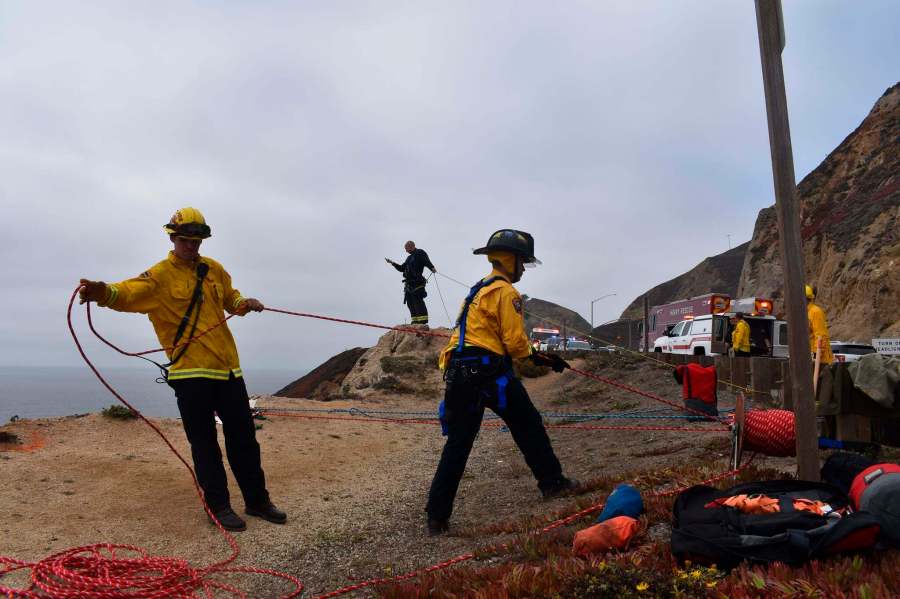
left=163, top=207, right=211, bottom=239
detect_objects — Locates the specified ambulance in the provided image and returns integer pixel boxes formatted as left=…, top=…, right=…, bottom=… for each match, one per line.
left=648, top=295, right=787, bottom=357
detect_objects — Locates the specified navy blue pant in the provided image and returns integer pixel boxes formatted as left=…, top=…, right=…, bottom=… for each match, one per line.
left=426, top=375, right=563, bottom=521
left=169, top=374, right=269, bottom=511
left=405, top=288, right=428, bottom=324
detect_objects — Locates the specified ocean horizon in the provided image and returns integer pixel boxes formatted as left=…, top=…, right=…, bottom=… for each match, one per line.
left=0, top=365, right=304, bottom=422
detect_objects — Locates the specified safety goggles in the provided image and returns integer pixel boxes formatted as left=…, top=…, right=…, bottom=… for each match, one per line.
left=166, top=222, right=211, bottom=239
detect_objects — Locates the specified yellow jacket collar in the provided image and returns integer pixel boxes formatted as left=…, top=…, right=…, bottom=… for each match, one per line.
left=167, top=250, right=203, bottom=269
left=487, top=268, right=512, bottom=284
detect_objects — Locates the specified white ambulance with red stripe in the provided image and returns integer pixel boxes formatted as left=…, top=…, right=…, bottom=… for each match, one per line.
left=649, top=295, right=787, bottom=357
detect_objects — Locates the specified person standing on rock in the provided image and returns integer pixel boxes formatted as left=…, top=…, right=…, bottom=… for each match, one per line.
left=78, top=207, right=286, bottom=532
left=386, top=240, right=435, bottom=327
left=425, top=229, right=579, bottom=536
left=806, top=285, right=834, bottom=364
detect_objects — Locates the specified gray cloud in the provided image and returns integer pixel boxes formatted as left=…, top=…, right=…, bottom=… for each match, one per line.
left=1, top=0, right=898, bottom=373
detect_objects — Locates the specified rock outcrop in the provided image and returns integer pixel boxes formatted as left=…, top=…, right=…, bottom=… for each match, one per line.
left=737, top=83, right=900, bottom=340
left=275, top=347, right=368, bottom=400
left=340, top=328, right=450, bottom=400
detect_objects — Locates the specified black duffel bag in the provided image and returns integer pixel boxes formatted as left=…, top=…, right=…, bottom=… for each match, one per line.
left=671, top=479, right=881, bottom=569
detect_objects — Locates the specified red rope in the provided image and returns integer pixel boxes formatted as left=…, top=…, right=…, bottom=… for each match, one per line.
left=264, top=307, right=453, bottom=339
left=262, top=411, right=729, bottom=433
left=313, top=457, right=754, bottom=598
left=86, top=302, right=236, bottom=357
left=84, top=304, right=724, bottom=425
left=12, top=297, right=730, bottom=596
left=568, top=367, right=731, bottom=424
left=0, top=288, right=304, bottom=598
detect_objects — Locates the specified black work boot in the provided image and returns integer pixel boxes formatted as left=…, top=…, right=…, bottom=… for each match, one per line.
left=245, top=501, right=287, bottom=524
left=210, top=507, right=247, bottom=532
left=426, top=517, right=449, bottom=536
left=540, top=476, right=581, bottom=500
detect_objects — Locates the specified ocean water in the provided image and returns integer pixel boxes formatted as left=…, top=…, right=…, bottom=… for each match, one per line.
left=0, top=366, right=303, bottom=422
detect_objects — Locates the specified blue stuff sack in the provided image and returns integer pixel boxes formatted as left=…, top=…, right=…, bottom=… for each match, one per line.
left=597, top=484, right=643, bottom=523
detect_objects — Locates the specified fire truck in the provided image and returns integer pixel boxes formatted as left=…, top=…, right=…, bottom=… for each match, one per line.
left=645, top=294, right=786, bottom=357
left=531, top=327, right=560, bottom=350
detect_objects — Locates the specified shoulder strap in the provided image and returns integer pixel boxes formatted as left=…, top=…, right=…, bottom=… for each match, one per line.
left=165, top=262, right=210, bottom=370
left=455, top=276, right=502, bottom=353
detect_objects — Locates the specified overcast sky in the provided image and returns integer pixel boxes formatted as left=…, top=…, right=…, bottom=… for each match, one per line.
left=1, top=1, right=897, bottom=373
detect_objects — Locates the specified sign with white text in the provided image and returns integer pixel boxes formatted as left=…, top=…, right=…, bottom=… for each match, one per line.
left=872, top=339, right=900, bottom=355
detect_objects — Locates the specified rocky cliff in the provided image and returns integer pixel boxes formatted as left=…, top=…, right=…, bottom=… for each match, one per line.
left=620, top=242, right=749, bottom=320
left=737, top=83, right=900, bottom=341
left=275, top=347, right=368, bottom=400
left=330, top=328, right=449, bottom=400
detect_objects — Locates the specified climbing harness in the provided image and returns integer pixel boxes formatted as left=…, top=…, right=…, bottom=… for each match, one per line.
left=438, top=276, right=514, bottom=434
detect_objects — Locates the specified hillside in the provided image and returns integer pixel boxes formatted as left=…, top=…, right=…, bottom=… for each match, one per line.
left=737, top=83, right=900, bottom=340
left=275, top=347, right=367, bottom=400
left=524, top=296, right=592, bottom=337
left=620, top=242, right=749, bottom=320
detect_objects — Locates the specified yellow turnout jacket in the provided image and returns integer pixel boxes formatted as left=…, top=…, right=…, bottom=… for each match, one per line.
left=438, top=270, right=532, bottom=370
left=731, top=320, right=751, bottom=353
left=99, top=251, right=250, bottom=381
left=808, top=302, right=834, bottom=364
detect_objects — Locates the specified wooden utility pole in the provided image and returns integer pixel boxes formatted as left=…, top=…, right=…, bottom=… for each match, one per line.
left=754, top=0, right=819, bottom=480
left=643, top=295, right=650, bottom=352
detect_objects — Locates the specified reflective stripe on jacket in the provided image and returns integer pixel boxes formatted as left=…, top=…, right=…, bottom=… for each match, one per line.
left=438, top=270, right=531, bottom=370
left=100, top=251, right=249, bottom=380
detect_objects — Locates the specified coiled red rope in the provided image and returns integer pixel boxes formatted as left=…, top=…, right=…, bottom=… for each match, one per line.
left=0, top=288, right=304, bottom=598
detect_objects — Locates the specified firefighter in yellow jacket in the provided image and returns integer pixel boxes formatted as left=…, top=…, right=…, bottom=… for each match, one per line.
left=806, top=285, right=834, bottom=364
left=78, top=207, right=285, bottom=532
left=730, top=312, right=751, bottom=357
left=426, top=229, right=578, bottom=536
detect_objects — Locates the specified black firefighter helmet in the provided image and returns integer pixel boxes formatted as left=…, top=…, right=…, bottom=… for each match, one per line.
left=473, top=229, right=541, bottom=266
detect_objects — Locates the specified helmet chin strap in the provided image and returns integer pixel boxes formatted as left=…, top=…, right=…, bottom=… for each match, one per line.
left=493, top=256, right=524, bottom=283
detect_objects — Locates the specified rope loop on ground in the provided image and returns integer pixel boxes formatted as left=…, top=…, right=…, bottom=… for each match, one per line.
left=0, top=287, right=305, bottom=599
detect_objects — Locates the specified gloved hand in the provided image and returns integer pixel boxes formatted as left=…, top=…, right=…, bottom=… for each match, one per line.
left=530, top=351, right=570, bottom=373
left=240, top=298, right=265, bottom=313
left=79, top=279, right=108, bottom=304
left=385, top=257, right=396, bottom=266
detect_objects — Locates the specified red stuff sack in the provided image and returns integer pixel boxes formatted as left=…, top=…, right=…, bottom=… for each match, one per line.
left=573, top=515, right=640, bottom=556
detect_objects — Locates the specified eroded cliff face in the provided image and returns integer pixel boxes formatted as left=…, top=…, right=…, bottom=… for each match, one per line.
left=738, top=83, right=900, bottom=341
left=620, top=243, right=748, bottom=321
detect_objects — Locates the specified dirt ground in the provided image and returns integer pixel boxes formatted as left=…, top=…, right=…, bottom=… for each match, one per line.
left=0, top=356, right=773, bottom=597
